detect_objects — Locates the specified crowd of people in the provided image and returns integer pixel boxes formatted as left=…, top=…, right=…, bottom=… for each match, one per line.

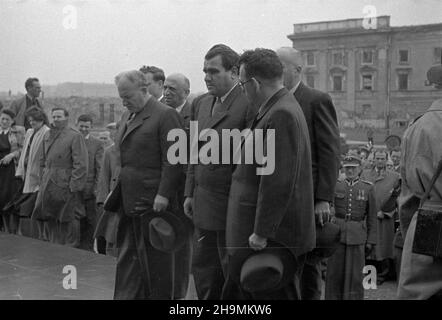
left=0, top=44, right=441, bottom=300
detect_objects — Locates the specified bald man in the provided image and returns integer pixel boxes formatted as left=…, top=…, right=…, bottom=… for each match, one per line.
left=163, top=73, right=192, bottom=300
left=277, top=47, right=341, bottom=300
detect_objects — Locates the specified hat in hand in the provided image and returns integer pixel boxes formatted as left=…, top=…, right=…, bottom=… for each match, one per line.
left=228, top=240, right=298, bottom=294
left=311, top=222, right=341, bottom=259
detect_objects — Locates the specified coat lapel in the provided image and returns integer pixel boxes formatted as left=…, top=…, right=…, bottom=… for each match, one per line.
left=45, top=127, right=64, bottom=155
left=202, top=85, right=241, bottom=131
left=121, top=99, right=153, bottom=143
left=250, top=88, right=288, bottom=130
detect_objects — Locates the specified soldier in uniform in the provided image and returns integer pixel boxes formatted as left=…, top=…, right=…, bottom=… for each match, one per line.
left=325, top=155, right=377, bottom=300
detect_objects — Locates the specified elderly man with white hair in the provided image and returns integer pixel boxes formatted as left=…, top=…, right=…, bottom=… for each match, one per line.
left=111, top=70, right=184, bottom=299
left=277, top=47, right=341, bottom=300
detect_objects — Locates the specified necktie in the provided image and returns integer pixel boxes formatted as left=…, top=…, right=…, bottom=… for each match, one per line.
left=211, top=98, right=222, bottom=116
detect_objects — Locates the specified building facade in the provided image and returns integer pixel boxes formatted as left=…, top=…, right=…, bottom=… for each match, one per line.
left=287, top=16, right=442, bottom=130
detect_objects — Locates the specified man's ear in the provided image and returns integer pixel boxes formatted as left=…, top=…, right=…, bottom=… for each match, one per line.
left=230, top=66, right=239, bottom=78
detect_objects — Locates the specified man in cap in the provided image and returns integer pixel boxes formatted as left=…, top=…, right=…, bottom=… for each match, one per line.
left=325, top=154, right=377, bottom=300
left=397, top=64, right=442, bottom=299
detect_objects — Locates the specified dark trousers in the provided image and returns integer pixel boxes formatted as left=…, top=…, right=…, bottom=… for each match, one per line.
left=46, top=218, right=80, bottom=247
left=114, top=213, right=174, bottom=300
left=79, top=196, right=97, bottom=251
left=192, top=227, right=228, bottom=300
left=300, top=252, right=324, bottom=300
left=221, top=252, right=306, bottom=300
left=96, top=236, right=107, bottom=254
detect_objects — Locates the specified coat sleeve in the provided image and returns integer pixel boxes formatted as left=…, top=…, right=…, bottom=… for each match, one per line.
left=96, top=148, right=111, bottom=204
left=184, top=98, right=199, bottom=198
left=157, top=107, right=183, bottom=199
left=69, top=133, right=88, bottom=193
left=366, top=185, right=377, bottom=245
left=94, top=141, right=104, bottom=194
left=254, top=109, right=304, bottom=239
left=313, top=93, right=340, bottom=203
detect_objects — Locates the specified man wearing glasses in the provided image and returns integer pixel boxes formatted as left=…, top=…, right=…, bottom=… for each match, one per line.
left=183, top=44, right=257, bottom=300
left=223, top=48, right=315, bottom=299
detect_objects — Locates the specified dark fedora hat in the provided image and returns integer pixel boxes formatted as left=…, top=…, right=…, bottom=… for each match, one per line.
left=147, top=210, right=192, bottom=253
left=228, top=240, right=298, bottom=294
left=130, top=197, right=192, bottom=253
left=311, top=222, right=341, bottom=259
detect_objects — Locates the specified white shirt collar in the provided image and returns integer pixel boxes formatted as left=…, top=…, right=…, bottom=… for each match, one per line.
left=84, top=134, right=90, bottom=140
left=289, top=80, right=301, bottom=96
left=219, top=83, right=238, bottom=103
left=0, top=128, right=10, bottom=135
left=176, top=101, right=187, bottom=114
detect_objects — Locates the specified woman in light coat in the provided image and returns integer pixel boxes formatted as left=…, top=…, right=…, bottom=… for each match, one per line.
left=15, top=107, right=50, bottom=238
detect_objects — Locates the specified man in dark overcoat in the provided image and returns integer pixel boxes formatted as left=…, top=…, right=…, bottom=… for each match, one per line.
left=112, top=70, right=183, bottom=300
left=223, top=48, right=315, bottom=300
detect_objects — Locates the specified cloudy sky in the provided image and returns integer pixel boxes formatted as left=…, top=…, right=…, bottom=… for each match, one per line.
left=1, top=0, right=441, bottom=94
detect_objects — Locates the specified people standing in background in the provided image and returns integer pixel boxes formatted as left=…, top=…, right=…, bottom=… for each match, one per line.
left=362, top=149, right=400, bottom=285
left=277, top=46, right=340, bottom=300
left=8, top=78, right=44, bottom=130
left=139, top=65, right=165, bottom=101
left=76, top=114, right=104, bottom=252
left=95, top=122, right=120, bottom=257
left=15, top=107, right=50, bottom=239
left=0, top=109, right=25, bottom=233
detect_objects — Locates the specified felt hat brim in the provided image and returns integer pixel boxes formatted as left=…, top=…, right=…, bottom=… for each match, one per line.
left=228, top=239, right=298, bottom=294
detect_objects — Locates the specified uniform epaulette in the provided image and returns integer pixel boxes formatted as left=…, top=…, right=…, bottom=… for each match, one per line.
left=360, top=179, right=373, bottom=185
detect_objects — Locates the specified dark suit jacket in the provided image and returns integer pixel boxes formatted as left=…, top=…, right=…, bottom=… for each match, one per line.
left=184, top=85, right=257, bottom=230
left=114, top=97, right=183, bottom=215
left=294, top=82, right=340, bottom=203
left=226, top=88, right=316, bottom=258
left=84, top=135, right=104, bottom=198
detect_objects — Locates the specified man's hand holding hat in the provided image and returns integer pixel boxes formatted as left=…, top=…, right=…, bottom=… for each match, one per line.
left=153, top=194, right=169, bottom=212
left=249, top=233, right=267, bottom=251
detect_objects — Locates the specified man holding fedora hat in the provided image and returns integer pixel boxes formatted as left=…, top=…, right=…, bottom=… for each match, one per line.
left=325, top=154, right=377, bottom=300
left=111, top=70, right=184, bottom=300
left=223, top=48, right=316, bottom=300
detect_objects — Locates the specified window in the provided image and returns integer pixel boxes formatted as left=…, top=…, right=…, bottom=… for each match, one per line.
left=362, top=50, right=374, bottom=64
left=333, top=52, right=343, bottom=65
left=306, top=75, right=315, bottom=88
left=361, top=74, right=373, bottom=90
left=362, top=104, right=372, bottom=116
left=333, top=75, right=343, bottom=91
left=398, top=73, right=408, bottom=90
left=399, top=50, right=409, bottom=64
left=306, top=52, right=315, bottom=66
left=435, top=47, right=442, bottom=64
